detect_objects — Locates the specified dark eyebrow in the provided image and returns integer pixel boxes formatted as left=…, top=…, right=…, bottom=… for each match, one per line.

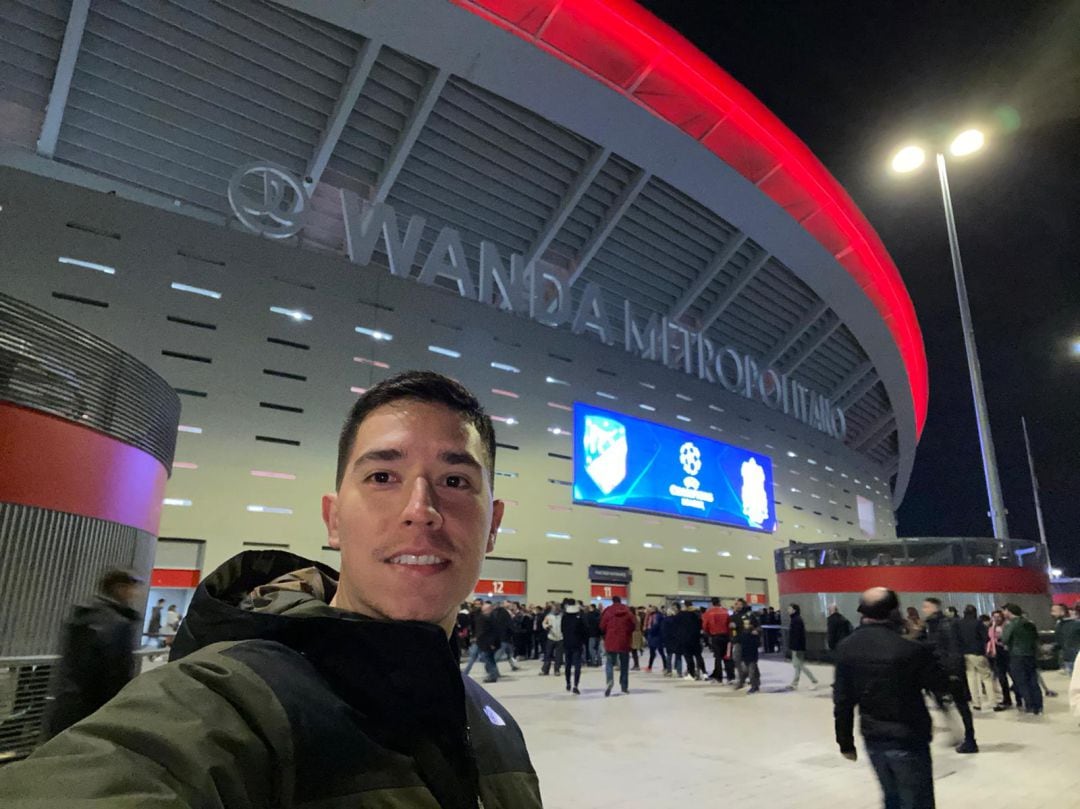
left=352, top=448, right=481, bottom=472
left=439, top=451, right=482, bottom=471
left=353, top=448, right=404, bottom=469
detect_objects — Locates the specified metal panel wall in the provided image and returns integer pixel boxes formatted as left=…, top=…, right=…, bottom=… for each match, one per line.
left=0, top=503, right=155, bottom=656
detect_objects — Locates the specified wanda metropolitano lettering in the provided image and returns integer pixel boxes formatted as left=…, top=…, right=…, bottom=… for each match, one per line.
left=338, top=190, right=848, bottom=442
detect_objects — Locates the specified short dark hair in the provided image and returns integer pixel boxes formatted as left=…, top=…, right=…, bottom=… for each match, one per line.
left=924, top=597, right=942, bottom=608
left=335, top=370, right=496, bottom=489
left=963, top=605, right=977, bottom=617
left=789, top=603, right=801, bottom=614
left=611, top=595, right=622, bottom=604
left=1003, top=602, right=1023, bottom=616
left=711, top=597, right=720, bottom=606
left=98, top=568, right=140, bottom=598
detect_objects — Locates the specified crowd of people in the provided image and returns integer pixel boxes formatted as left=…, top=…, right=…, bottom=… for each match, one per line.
left=454, top=593, right=1080, bottom=726
left=453, top=595, right=841, bottom=696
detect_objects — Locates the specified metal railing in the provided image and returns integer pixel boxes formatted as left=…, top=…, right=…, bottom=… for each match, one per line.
left=0, top=648, right=165, bottom=763
left=775, top=537, right=1048, bottom=573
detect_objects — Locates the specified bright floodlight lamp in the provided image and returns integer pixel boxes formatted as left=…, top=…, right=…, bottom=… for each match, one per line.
left=891, top=145, right=926, bottom=173
left=949, top=128, right=986, bottom=157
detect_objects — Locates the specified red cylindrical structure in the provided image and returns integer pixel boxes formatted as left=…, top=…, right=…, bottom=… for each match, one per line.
left=0, top=293, right=180, bottom=657
left=775, top=538, right=1052, bottom=658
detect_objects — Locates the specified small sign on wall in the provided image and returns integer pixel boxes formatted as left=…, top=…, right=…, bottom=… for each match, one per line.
left=590, top=583, right=629, bottom=600
left=473, top=579, right=526, bottom=596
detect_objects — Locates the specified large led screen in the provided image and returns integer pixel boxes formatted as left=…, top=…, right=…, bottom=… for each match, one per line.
left=572, top=403, right=776, bottom=533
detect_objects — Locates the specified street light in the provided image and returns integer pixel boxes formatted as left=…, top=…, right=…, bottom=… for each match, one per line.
left=889, top=127, right=1010, bottom=539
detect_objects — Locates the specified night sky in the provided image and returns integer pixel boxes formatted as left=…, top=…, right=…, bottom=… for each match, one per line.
left=640, top=1, right=1080, bottom=574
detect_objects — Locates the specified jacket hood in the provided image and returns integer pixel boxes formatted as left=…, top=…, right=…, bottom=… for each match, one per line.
left=168, top=550, right=505, bottom=809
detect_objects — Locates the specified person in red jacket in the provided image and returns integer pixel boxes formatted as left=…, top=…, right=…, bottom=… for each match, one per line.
left=600, top=596, right=638, bottom=697
left=702, top=597, right=733, bottom=683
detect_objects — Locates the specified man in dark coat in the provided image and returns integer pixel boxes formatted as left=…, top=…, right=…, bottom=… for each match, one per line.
left=1, top=371, right=542, bottom=808
left=583, top=603, right=602, bottom=666
left=44, top=568, right=142, bottom=739
left=786, top=604, right=819, bottom=690
left=920, top=597, right=978, bottom=753
left=826, top=603, right=853, bottom=654
left=672, top=601, right=705, bottom=680
left=834, top=588, right=951, bottom=809
left=958, top=604, right=992, bottom=710
left=560, top=599, right=587, bottom=694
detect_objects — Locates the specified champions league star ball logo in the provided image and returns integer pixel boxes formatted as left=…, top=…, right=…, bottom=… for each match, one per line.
left=679, top=442, right=702, bottom=477
left=740, top=457, right=769, bottom=528
left=582, top=415, right=628, bottom=495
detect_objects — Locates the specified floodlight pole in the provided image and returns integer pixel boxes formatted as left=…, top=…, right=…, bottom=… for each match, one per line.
left=935, top=153, right=1010, bottom=539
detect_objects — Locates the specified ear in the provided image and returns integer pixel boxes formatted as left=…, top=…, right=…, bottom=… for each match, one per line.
left=486, top=499, right=505, bottom=554
left=322, top=493, right=341, bottom=549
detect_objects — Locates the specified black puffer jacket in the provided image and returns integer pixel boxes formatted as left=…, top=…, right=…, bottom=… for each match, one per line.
left=957, top=615, right=989, bottom=656
left=833, top=622, right=949, bottom=753
left=44, top=594, right=140, bottom=739
left=920, top=611, right=965, bottom=674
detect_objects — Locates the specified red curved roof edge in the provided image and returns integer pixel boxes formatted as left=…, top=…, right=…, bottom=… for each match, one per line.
left=452, top=0, right=928, bottom=439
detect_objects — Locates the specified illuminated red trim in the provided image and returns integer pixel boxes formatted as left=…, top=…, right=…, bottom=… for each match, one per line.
left=0, top=402, right=168, bottom=534
left=777, top=566, right=1049, bottom=596
left=151, top=568, right=201, bottom=588
left=452, top=0, right=928, bottom=437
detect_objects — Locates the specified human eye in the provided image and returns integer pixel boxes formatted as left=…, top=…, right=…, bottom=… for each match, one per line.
left=444, top=474, right=473, bottom=490
left=365, top=471, right=394, bottom=485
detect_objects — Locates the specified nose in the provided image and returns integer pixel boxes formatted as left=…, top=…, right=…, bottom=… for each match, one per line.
left=400, top=477, right=444, bottom=530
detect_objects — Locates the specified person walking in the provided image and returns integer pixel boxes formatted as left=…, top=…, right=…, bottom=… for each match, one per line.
left=987, top=609, right=1013, bottom=710
left=472, top=602, right=502, bottom=683
left=583, top=604, right=602, bottom=667
left=833, top=587, right=951, bottom=809
left=540, top=602, right=564, bottom=676
left=146, top=598, right=165, bottom=645
left=703, top=598, right=733, bottom=682
left=826, top=604, right=853, bottom=656
left=644, top=605, right=668, bottom=673
left=735, top=610, right=762, bottom=693
left=561, top=598, right=586, bottom=694
left=630, top=607, right=645, bottom=670
left=672, top=601, right=705, bottom=681
left=1051, top=603, right=1080, bottom=675
left=532, top=606, right=547, bottom=660
left=786, top=604, right=819, bottom=691
left=493, top=602, right=520, bottom=672
left=919, top=597, right=978, bottom=753
left=44, top=569, right=143, bottom=739
left=1001, top=603, right=1042, bottom=715
left=729, top=598, right=757, bottom=688
left=600, top=595, right=636, bottom=696
left=662, top=605, right=682, bottom=677
left=958, top=605, right=992, bottom=710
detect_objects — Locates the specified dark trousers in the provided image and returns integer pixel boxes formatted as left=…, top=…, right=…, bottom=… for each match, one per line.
left=605, top=651, right=630, bottom=691
left=532, top=631, right=546, bottom=659
left=1010, top=655, right=1043, bottom=713
left=865, top=741, right=935, bottom=809
left=565, top=647, right=583, bottom=688
left=993, top=648, right=1012, bottom=705
left=682, top=645, right=705, bottom=677
left=541, top=639, right=563, bottom=674
left=647, top=642, right=669, bottom=671
left=709, top=635, right=731, bottom=680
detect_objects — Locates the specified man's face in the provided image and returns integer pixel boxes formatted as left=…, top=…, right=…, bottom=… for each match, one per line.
left=1003, top=608, right=1016, bottom=620
left=1051, top=605, right=1065, bottom=619
left=323, top=400, right=503, bottom=632
left=921, top=601, right=939, bottom=619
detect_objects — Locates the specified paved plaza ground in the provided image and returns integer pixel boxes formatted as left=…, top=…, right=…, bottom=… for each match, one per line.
left=470, top=656, right=1078, bottom=809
